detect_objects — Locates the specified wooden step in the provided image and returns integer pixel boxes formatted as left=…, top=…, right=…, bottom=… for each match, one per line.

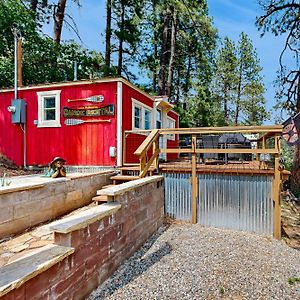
left=92, top=195, right=109, bottom=204
left=110, top=175, right=140, bottom=184
left=101, top=184, right=116, bottom=189
left=119, top=166, right=156, bottom=171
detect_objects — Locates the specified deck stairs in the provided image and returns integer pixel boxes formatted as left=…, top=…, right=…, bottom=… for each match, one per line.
left=92, top=164, right=157, bottom=205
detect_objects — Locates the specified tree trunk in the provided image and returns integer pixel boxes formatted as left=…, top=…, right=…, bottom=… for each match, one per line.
left=117, top=2, right=125, bottom=76
left=53, top=0, right=67, bottom=44
left=223, top=82, right=229, bottom=125
left=234, top=73, right=242, bottom=125
left=152, top=0, right=158, bottom=93
left=158, top=12, right=169, bottom=96
left=167, top=9, right=176, bottom=99
left=291, top=73, right=300, bottom=193
left=31, top=0, right=38, bottom=12
left=184, top=53, right=192, bottom=96
left=105, top=0, right=112, bottom=76
left=152, top=30, right=158, bottom=93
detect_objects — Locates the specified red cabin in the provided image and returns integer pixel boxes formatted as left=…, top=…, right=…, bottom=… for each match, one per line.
left=0, top=78, right=179, bottom=167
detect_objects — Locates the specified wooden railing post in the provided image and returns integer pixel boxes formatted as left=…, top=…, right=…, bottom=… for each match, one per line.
left=153, top=138, right=159, bottom=170
left=191, top=134, right=198, bottom=224
left=273, top=135, right=281, bottom=240
left=140, top=153, right=146, bottom=173
left=122, top=132, right=127, bottom=166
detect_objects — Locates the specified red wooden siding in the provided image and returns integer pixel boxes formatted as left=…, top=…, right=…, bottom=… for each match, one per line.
left=0, top=79, right=179, bottom=167
left=122, top=84, right=154, bottom=132
left=0, top=94, right=23, bottom=166
left=0, top=82, right=118, bottom=166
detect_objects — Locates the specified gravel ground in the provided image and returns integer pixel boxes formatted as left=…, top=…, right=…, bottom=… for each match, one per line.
left=88, top=224, right=300, bottom=300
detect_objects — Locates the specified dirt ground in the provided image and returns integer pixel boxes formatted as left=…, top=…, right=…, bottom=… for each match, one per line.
left=0, top=154, right=42, bottom=177
left=282, top=199, right=300, bottom=250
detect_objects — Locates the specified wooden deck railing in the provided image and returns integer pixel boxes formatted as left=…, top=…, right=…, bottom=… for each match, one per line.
left=134, top=129, right=160, bottom=177
left=125, top=124, right=284, bottom=240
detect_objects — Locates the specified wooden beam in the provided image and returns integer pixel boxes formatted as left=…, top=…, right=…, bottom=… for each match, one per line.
left=153, top=139, right=159, bottom=170
left=140, top=154, right=146, bottom=173
left=139, top=148, right=160, bottom=178
left=159, top=125, right=283, bottom=135
left=122, top=130, right=126, bottom=166
left=273, top=155, right=281, bottom=240
left=160, top=148, right=279, bottom=154
left=17, top=39, right=22, bottom=87
left=191, top=135, right=198, bottom=224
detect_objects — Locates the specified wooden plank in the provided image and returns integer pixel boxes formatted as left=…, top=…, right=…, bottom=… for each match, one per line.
left=139, top=148, right=160, bottom=178
left=191, top=135, right=197, bottom=224
left=153, top=139, right=159, bottom=170
left=122, top=130, right=126, bottom=166
left=17, top=39, right=22, bottom=87
left=159, top=125, right=283, bottom=135
left=140, top=154, right=147, bottom=173
left=160, top=148, right=279, bottom=154
left=134, top=129, right=159, bottom=156
left=273, top=155, right=281, bottom=240
left=110, top=175, right=140, bottom=181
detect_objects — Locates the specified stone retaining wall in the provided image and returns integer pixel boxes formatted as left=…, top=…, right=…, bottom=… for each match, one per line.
left=0, top=176, right=164, bottom=300
left=0, top=171, right=114, bottom=239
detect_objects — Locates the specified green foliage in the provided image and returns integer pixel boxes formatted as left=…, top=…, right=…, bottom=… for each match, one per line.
left=184, top=86, right=215, bottom=127
left=211, top=33, right=269, bottom=126
left=257, top=1, right=300, bottom=113
left=288, top=277, right=300, bottom=285
left=139, top=0, right=217, bottom=97
left=0, top=0, right=104, bottom=88
left=281, top=142, right=294, bottom=172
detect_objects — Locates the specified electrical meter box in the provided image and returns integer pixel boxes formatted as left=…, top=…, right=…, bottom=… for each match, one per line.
left=11, top=99, right=26, bottom=124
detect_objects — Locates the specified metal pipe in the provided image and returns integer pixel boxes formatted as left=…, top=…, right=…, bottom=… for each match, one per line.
left=23, top=120, right=27, bottom=169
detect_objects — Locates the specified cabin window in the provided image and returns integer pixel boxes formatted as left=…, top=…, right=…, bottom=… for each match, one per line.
left=156, top=110, right=162, bottom=129
left=167, top=117, right=176, bottom=140
left=132, top=98, right=153, bottom=130
left=37, top=90, right=61, bottom=128
left=134, top=106, right=142, bottom=129
left=144, top=109, right=151, bottom=130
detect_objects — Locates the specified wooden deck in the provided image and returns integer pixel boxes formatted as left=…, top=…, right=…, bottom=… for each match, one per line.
left=159, top=160, right=276, bottom=175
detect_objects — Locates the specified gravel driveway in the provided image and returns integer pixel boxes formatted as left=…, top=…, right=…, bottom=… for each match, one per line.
left=88, top=224, right=300, bottom=300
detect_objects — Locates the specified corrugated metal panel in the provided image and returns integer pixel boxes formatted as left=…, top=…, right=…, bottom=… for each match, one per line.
left=163, top=173, right=192, bottom=221
left=197, top=174, right=273, bottom=235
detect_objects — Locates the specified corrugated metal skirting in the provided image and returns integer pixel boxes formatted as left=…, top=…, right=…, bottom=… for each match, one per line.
left=163, top=172, right=274, bottom=236
left=163, top=173, right=192, bottom=221
left=198, top=174, right=273, bottom=235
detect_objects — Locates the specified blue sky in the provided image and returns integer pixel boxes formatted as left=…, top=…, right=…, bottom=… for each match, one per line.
left=46, top=0, right=288, bottom=119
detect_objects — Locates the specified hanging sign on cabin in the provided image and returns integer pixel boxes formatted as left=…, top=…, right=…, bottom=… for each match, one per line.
left=62, top=104, right=115, bottom=118
left=282, top=112, right=300, bottom=146
left=67, top=95, right=104, bottom=103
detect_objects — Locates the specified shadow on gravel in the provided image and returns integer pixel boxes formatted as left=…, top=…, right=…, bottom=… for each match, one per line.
left=91, top=225, right=172, bottom=299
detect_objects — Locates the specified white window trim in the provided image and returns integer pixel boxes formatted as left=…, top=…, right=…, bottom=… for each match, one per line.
left=37, top=90, right=61, bottom=128
left=132, top=98, right=153, bottom=130
left=167, top=116, right=176, bottom=140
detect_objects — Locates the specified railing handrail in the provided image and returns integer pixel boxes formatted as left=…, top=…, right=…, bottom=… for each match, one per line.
left=159, top=125, right=283, bottom=135
left=134, top=129, right=160, bottom=157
